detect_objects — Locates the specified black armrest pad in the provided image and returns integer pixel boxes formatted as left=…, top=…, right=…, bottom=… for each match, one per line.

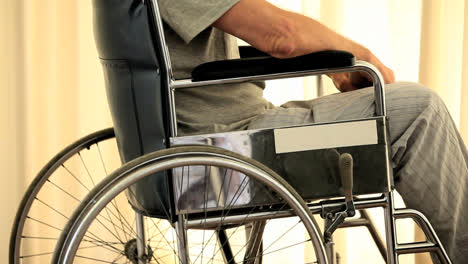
left=239, top=46, right=269, bottom=58
left=192, top=50, right=355, bottom=82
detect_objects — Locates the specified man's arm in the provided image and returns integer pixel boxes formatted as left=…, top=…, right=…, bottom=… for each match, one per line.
left=213, top=0, right=394, bottom=91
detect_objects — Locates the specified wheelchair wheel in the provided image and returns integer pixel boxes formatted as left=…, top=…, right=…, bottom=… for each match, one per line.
left=9, top=128, right=118, bottom=264
left=53, top=145, right=328, bottom=264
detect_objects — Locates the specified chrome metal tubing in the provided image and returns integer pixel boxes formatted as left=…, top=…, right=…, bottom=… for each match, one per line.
left=186, top=210, right=293, bottom=229
left=384, top=192, right=398, bottom=264
left=135, top=212, right=148, bottom=264
left=54, top=152, right=328, bottom=264
left=396, top=242, right=451, bottom=264
left=176, top=214, right=190, bottom=264
left=244, top=221, right=266, bottom=264
left=339, top=218, right=369, bottom=227
left=147, top=0, right=178, bottom=136
left=325, top=240, right=336, bottom=264
left=170, top=60, right=386, bottom=117
left=316, top=75, right=324, bottom=97
left=148, top=1, right=173, bottom=77
left=396, top=242, right=438, bottom=254
left=172, top=63, right=368, bottom=90
left=354, top=61, right=386, bottom=116
left=314, top=195, right=388, bottom=213
left=394, top=209, right=438, bottom=243
left=394, top=208, right=452, bottom=264
left=186, top=196, right=388, bottom=229
left=325, top=218, right=337, bottom=264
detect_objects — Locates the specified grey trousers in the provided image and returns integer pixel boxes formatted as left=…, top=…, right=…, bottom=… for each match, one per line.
left=247, top=82, right=468, bottom=263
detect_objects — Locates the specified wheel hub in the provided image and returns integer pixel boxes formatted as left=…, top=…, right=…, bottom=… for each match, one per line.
left=124, top=238, right=153, bottom=263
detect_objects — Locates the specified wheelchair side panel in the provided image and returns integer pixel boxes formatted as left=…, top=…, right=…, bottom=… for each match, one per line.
left=170, top=117, right=392, bottom=214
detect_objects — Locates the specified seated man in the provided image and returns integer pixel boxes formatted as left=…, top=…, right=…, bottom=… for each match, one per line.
left=159, top=0, right=468, bottom=262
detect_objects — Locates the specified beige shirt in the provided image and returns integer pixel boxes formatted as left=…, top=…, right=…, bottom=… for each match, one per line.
left=159, top=0, right=273, bottom=135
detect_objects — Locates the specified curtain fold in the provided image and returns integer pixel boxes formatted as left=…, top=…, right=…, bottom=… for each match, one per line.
left=460, top=3, right=468, bottom=140
left=419, top=0, right=465, bottom=128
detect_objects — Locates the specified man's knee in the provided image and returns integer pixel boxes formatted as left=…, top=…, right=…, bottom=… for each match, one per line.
left=387, top=82, right=446, bottom=114
left=384, top=82, right=449, bottom=140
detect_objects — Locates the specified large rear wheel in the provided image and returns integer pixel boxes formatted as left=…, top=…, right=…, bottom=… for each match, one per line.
left=53, top=146, right=328, bottom=264
left=9, top=128, right=119, bottom=264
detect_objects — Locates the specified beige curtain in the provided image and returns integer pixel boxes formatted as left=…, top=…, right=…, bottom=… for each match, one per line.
left=1, top=0, right=24, bottom=261
left=1, top=0, right=111, bottom=261
left=420, top=0, right=467, bottom=134
left=2, top=0, right=467, bottom=263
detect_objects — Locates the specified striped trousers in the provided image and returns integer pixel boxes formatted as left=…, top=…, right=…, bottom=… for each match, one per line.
left=247, top=82, right=468, bottom=263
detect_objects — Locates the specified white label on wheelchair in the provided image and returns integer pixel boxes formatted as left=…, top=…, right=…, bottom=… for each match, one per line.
left=274, top=120, right=378, bottom=154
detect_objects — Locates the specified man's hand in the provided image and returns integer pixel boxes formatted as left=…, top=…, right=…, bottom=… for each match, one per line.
left=214, top=0, right=396, bottom=92
left=329, top=50, right=395, bottom=92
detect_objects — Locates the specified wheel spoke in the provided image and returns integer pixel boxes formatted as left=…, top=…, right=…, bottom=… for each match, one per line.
left=34, top=197, right=69, bottom=220
left=61, top=164, right=91, bottom=192
left=21, top=236, right=59, bottom=241
left=20, top=251, right=55, bottom=259
left=26, top=216, right=62, bottom=232
left=76, top=254, right=123, bottom=263
left=46, top=179, right=81, bottom=203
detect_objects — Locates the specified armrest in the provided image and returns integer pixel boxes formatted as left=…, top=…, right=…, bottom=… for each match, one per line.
left=239, top=46, right=269, bottom=58
left=191, top=50, right=355, bottom=82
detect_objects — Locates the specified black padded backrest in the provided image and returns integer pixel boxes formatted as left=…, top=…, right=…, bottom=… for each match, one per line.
left=92, top=0, right=172, bottom=218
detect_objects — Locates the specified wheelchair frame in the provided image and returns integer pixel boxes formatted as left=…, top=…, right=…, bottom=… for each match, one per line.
left=147, top=0, right=452, bottom=262
left=145, top=0, right=450, bottom=262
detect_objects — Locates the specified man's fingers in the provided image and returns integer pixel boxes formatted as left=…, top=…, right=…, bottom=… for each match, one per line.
left=339, top=82, right=357, bottom=92
left=352, top=72, right=372, bottom=88
left=329, top=73, right=351, bottom=92
left=368, top=55, right=395, bottom=84
left=385, top=67, right=395, bottom=84
left=329, top=65, right=394, bottom=93
left=329, top=73, right=359, bottom=92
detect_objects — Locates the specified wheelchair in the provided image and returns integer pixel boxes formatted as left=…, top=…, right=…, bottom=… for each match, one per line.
left=10, top=0, right=452, bottom=263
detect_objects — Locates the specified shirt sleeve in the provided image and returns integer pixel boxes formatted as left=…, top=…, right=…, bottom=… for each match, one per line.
left=158, top=0, right=241, bottom=43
